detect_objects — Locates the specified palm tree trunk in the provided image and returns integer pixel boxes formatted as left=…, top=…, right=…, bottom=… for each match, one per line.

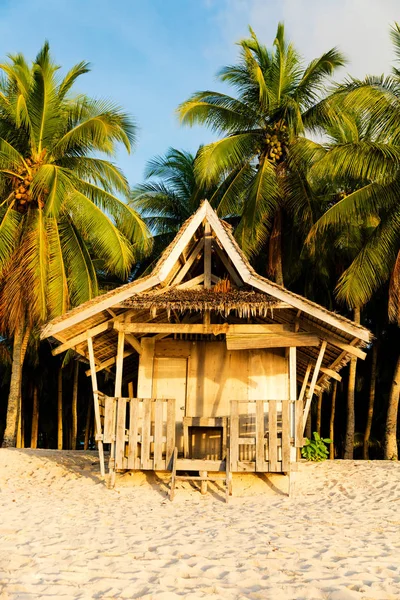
left=71, top=362, right=79, bottom=450
left=16, top=403, right=23, bottom=448
left=384, top=353, right=400, bottom=460
left=305, top=408, right=312, bottom=439
left=84, top=399, right=92, bottom=450
left=2, top=325, right=25, bottom=447
left=316, top=391, right=323, bottom=436
left=363, top=342, right=378, bottom=460
left=57, top=367, right=63, bottom=450
left=268, top=209, right=284, bottom=286
left=344, top=307, right=360, bottom=459
left=31, top=385, right=39, bottom=449
left=329, top=381, right=337, bottom=459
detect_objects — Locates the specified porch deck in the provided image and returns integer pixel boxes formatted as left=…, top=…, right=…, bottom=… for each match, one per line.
left=99, top=395, right=303, bottom=481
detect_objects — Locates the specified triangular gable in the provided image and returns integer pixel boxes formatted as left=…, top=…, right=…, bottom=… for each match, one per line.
left=42, top=200, right=370, bottom=343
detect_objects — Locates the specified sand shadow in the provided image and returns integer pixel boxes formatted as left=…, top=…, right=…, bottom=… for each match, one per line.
left=11, top=448, right=107, bottom=486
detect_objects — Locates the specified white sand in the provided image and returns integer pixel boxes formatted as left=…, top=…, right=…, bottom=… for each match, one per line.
left=0, top=450, right=399, bottom=600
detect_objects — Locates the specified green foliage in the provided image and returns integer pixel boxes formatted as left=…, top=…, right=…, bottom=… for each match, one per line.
left=178, top=23, right=346, bottom=262
left=0, top=42, right=150, bottom=334
left=301, top=432, right=332, bottom=462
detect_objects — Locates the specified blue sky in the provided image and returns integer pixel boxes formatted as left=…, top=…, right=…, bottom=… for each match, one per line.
left=0, top=0, right=399, bottom=186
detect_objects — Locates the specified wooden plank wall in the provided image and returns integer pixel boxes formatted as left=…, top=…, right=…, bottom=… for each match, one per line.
left=136, top=339, right=290, bottom=462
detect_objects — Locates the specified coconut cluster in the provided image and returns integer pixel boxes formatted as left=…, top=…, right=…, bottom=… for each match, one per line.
left=13, top=156, right=45, bottom=212
left=264, top=122, right=289, bottom=164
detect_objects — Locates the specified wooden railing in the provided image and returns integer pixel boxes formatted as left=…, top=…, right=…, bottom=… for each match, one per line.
left=104, top=397, right=176, bottom=471
left=229, top=399, right=302, bottom=473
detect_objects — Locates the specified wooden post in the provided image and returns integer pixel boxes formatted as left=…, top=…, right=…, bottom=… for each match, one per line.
left=298, top=363, right=312, bottom=404
left=31, top=385, right=39, bottom=449
left=57, top=367, right=63, bottom=450
left=71, top=362, right=79, bottom=450
left=303, top=341, right=327, bottom=433
left=87, top=336, right=105, bottom=477
left=111, top=330, right=125, bottom=481
left=128, top=381, right=134, bottom=398
left=114, top=330, right=125, bottom=397
left=289, top=347, right=297, bottom=443
left=329, top=381, right=337, bottom=459
left=200, top=471, right=208, bottom=495
left=316, top=391, right=323, bottom=436
left=204, top=222, right=212, bottom=289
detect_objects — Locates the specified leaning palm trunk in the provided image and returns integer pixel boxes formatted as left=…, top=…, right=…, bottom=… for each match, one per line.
left=31, top=385, right=39, bottom=449
left=57, top=368, right=63, bottom=450
left=268, top=209, right=284, bottom=286
left=344, top=307, right=360, bottom=459
left=84, top=399, right=92, bottom=451
left=2, top=325, right=30, bottom=447
left=363, top=342, right=378, bottom=459
left=329, top=381, right=337, bottom=459
left=384, top=354, right=400, bottom=460
left=71, top=362, right=79, bottom=450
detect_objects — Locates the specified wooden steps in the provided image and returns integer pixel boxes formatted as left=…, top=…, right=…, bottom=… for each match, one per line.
left=169, top=448, right=232, bottom=503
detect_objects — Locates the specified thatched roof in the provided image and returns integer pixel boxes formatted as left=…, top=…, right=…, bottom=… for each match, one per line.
left=41, top=200, right=372, bottom=392
left=121, top=287, right=278, bottom=319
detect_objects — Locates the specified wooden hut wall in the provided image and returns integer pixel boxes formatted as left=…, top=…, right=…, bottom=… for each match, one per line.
left=136, top=338, right=289, bottom=456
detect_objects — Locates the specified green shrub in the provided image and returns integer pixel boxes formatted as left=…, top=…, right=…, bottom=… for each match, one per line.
left=301, top=432, right=332, bottom=461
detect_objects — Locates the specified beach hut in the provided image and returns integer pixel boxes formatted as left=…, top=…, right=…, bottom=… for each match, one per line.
left=41, top=201, right=371, bottom=498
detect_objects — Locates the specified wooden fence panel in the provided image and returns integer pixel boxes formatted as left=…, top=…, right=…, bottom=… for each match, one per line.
left=103, top=396, right=115, bottom=444
left=255, top=400, right=266, bottom=471
left=153, top=400, right=164, bottom=469
left=230, top=400, right=239, bottom=471
left=115, top=398, right=127, bottom=469
left=268, top=400, right=278, bottom=472
left=166, top=398, right=175, bottom=469
left=295, top=399, right=303, bottom=448
left=127, top=398, right=139, bottom=469
left=141, top=398, right=151, bottom=469
left=281, top=400, right=291, bottom=471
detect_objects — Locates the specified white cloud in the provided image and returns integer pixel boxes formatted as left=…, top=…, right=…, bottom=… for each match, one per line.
left=208, top=0, right=400, bottom=79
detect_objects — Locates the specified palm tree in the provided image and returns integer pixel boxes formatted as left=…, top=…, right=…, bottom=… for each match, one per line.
left=130, top=146, right=233, bottom=272
left=131, top=147, right=210, bottom=245
left=0, top=43, right=149, bottom=447
left=177, top=23, right=345, bottom=284
left=307, top=24, right=400, bottom=459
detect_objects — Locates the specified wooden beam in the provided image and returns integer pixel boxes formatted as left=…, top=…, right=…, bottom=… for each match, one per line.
left=303, top=341, right=327, bottom=433
left=125, top=333, right=142, bottom=354
left=51, top=309, right=142, bottom=356
left=52, top=321, right=112, bottom=355
left=250, top=275, right=371, bottom=343
left=204, top=203, right=252, bottom=283
left=204, top=222, right=212, bottom=289
left=115, top=322, right=292, bottom=335
left=296, top=320, right=367, bottom=359
left=87, top=336, right=105, bottom=477
left=320, top=367, right=342, bottom=382
left=158, top=202, right=208, bottom=281
left=41, top=275, right=159, bottom=340
left=114, top=330, right=125, bottom=397
left=85, top=350, right=134, bottom=376
left=298, top=363, right=312, bottom=403
left=212, top=240, right=243, bottom=287
left=226, top=332, right=319, bottom=350
left=176, top=273, right=205, bottom=289
left=170, top=238, right=204, bottom=286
